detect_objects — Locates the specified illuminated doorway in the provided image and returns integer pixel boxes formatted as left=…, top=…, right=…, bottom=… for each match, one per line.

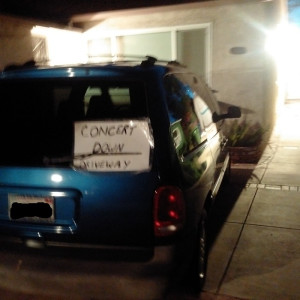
left=286, top=0, right=300, bottom=100
left=265, top=0, right=300, bottom=140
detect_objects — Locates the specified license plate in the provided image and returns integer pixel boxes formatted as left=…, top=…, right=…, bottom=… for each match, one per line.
left=9, top=194, right=55, bottom=222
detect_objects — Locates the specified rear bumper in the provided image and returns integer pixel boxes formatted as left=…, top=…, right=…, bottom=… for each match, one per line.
left=0, top=233, right=175, bottom=263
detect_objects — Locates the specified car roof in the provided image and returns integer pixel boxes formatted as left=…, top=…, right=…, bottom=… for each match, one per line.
left=1, top=56, right=187, bottom=79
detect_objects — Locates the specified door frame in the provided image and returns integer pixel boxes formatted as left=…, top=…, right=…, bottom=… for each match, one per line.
left=85, top=23, right=212, bottom=84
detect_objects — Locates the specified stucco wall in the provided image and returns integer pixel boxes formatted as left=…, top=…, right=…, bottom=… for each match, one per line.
left=0, top=15, right=35, bottom=70
left=90, top=0, right=283, bottom=128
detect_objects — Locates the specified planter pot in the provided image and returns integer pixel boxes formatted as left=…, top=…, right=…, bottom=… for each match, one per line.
left=229, top=145, right=262, bottom=164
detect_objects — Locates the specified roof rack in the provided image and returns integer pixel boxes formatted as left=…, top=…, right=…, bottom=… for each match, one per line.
left=88, top=54, right=153, bottom=63
left=88, top=54, right=184, bottom=67
left=168, top=60, right=186, bottom=67
left=2, top=55, right=186, bottom=72
left=140, top=56, right=186, bottom=68
left=141, top=56, right=157, bottom=67
left=3, top=60, right=37, bottom=72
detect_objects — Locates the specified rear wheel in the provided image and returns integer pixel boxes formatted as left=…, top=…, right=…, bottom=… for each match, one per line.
left=169, top=209, right=208, bottom=295
left=192, top=209, right=208, bottom=291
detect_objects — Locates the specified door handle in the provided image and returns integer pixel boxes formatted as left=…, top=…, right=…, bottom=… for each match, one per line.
left=220, top=138, right=228, bottom=149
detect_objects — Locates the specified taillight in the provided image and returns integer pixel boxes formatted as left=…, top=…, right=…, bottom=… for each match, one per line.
left=153, top=186, right=185, bottom=237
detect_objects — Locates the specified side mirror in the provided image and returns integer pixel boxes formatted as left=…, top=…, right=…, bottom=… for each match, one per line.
left=227, top=106, right=242, bottom=118
left=212, top=106, right=241, bottom=122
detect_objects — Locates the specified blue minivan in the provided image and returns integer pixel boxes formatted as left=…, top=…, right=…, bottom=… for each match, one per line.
left=0, top=57, right=240, bottom=291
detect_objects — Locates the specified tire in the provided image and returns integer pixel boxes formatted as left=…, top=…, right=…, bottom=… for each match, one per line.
left=168, top=209, right=208, bottom=294
left=191, top=209, right=208, bottom=292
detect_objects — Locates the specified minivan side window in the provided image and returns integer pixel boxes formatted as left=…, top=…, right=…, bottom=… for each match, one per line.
left=164, top=74, right=210, bottom=157
left=193, top=94, right=218, bottom=140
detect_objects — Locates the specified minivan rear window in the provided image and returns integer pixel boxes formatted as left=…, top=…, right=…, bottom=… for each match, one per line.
left=0, top=79, right=147, bottom=167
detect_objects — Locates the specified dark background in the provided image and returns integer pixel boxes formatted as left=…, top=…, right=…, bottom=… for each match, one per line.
left=0, top=0, right=213, bottom=25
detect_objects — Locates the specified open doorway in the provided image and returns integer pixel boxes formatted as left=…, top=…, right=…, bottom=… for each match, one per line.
left=265, top=0, right=300, bottom=141
left=286, top=0, right=300, bottom=100
left=266, top=14, right=300, bottom=140
left=176, top=28, right=208, bottom=81
left=282, top=23, right=300, bottom=101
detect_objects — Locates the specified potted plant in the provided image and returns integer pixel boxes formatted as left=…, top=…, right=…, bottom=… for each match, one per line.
left=226, top=119, right=268, bottom=164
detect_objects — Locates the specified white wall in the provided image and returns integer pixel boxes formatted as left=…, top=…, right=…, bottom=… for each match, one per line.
left=82, top=0, right=284, bottom=129
left=0, top=16, right=86, bottom=69
left=0, top=15, right=35, bottom=70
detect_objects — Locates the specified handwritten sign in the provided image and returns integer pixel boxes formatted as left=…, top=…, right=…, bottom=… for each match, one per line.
left=73, top=119, right=153, bottom=172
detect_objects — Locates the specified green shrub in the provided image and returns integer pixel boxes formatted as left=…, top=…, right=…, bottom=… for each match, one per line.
left=227, top=120, right=267, bottom=147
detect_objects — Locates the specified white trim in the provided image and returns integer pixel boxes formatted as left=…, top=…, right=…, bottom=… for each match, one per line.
left=113, top=23, right=211, bottom=37
left=206, top=23, right=213, bottom=84
left=85, top=23, right=211, bottom=38
left=171, top=30, right=177, bottom=61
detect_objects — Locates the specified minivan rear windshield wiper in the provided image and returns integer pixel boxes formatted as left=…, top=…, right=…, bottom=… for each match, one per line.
left=43, top=156, right=73, bottom=165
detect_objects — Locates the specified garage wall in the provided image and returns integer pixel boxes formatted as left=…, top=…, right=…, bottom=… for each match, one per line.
left=0, top=15, right=35, bottom=70
left=85, top=0, right=284, bottom=128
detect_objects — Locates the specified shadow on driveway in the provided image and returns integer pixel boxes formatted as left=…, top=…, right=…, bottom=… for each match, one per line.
left=207, top=167, right=254, bottom=252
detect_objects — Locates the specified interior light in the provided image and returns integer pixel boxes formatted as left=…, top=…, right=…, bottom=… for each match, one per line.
left=31, top=26, right=87, bottom=65
left=265, top=23, right=300, bottom=102
left=265, top=22, right=300, bottom=138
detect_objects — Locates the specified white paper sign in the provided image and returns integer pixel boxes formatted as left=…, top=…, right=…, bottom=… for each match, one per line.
left=73, top=119, right=153, bottom=172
